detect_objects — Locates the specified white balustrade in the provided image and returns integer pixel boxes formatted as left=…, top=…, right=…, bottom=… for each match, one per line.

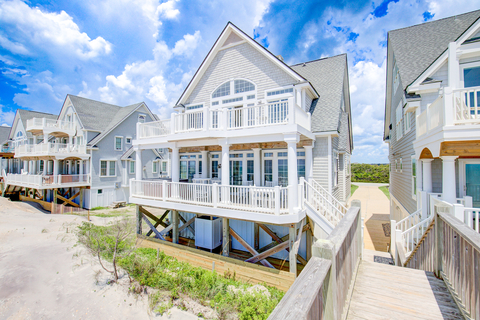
left=175, top=110, right=204, bottom=132
left=310, top=179, right=347, bottom=215
left=15, top=143, right=87, bottom=157
left=416, top=96, right=443, bottom=138
left=303, top=180, right=344, bottom=225
left=453, top=86, right=480, bottom=123
left=5, top=173, right=90, bottom=187
left=138, top=120, right=171, bottom=138
left=395, top=209, right=422, bottom=233
left=26, top=118, right=75, bottom=132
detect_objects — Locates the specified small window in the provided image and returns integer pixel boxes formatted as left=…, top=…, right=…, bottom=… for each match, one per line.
left=162, top=161, right=167, bottom=173
left=267, top=87, right=293, bottom=97
left=222, top=97, right=243, bottom=104
left=98, top=189, right=103, bottom=194
left=126, top=137, right=132, bottom=144
left=153, top=161, right=158, bottom=173
left=247, top=95, right=255, bottom=100
left=211, top=154, right=219, bottom=158
left=212, top=101, right=219, bottom=106
left=186, top=104, right=203, bottom=111
left=115, top=136, right=123, bottom=151
left=138, top=115, right=146, bottom=123
left=264, top=153, right=273, bottom=157
left=229, top=154, right=243, bottom=158
left=212, top=82, right=230, bottom=98
left=109, top=161, right=116, bottom=176
left=247, top=153, right=254, bottom=158
left=277, top=152, right=288, bottom=157
left=411, top=157, right=417, bottom=199
left=297, top=151, right=306, bottom=157
left=100, top=161, right=107, bottom=176
left=247, top=160, right=254, bottom=182
left=129, top=161, right=135, bottom=174
left=199, top=161, right=202, bottom=175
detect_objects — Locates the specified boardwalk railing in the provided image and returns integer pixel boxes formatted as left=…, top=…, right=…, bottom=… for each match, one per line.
left=268, top=202, right=362, bottom=320
left=401, top=202, right=480, bottom=320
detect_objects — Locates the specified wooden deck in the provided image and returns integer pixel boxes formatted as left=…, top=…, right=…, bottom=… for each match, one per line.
left=346, top=259, right=463, bottom=320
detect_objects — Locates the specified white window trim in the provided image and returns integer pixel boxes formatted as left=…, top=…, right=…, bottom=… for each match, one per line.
left=114, top=136, right=123, bottom=151
left=128, top=160, right=135, bottom=174
left=138, top=114, right=147, bottom=123
left=460, top=60, right=480, bottom=88
left=184, top=102, right=205, bottom=112
left=411, top=155, right=417, bottom=200
left=126, top=136, right=132, bottom=144
left=210, top=78, right=257, bottom=108
left=333, top=151, right=339, bottom=188
left=152, top=160, right=158, bottom=173
left=100, top=159, right=117, bottom=177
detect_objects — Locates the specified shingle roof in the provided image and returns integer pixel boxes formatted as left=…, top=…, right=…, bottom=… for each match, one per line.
left=68, top=95, right=125, bottom=131
left=17, top=109, right=57, bottom=138
left=389, top=10, right=480, bottom=90
left=0, top=126, right=11, bottom=145
left=290, top=54, right=347, bottom=133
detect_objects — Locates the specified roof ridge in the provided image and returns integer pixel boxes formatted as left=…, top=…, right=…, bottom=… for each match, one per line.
left=290, top=53, right=347, bottom=67
left=18, top=109, right=56, bottom=116
left=68, top=94, right=121, bottom=108
left=388, top=9, right=480, bottom=34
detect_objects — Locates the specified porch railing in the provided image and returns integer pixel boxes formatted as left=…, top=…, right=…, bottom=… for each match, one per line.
left=416, top=96, right=444, bottom=138
left=303, top=180, right=345, bottom=225
left=15, top=143, right=87, bottom=156
left=6, top=173, right=90, bottom=187
left=130, top=179, right=290, bottom=215
left=453, top=85, right=480, bottom=123
left=26, top=118, right=75, bottom=132
left=139, top=119, right=171, bottom=137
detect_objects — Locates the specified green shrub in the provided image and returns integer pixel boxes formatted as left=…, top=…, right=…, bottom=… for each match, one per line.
left=351, top=163, right=389, bottom=183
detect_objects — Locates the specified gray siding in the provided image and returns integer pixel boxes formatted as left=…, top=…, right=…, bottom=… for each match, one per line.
left=185, top=42, right=297, bottom=106
left=312, top=137, right=328, bottom=189
left=332, top=136, right=341, bottom=200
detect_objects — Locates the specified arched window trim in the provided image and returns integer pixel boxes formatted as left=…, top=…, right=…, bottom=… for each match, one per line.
left=210, top=78, right=257, bottom=107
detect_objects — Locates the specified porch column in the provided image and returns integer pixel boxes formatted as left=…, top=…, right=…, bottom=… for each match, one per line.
left=201, top=150, right=208, bottom=179
left=252, top=148, right=261, bottom=186
left=68, top=135, right=73, bottom=145
left=23, top=161, right=28, bottom=173
left=221, top=140, right=230, bottom=186
left=32, top=160, right=37, bottom=174
left=53, top=160, right=59, bottom=184
left=172, top=210, right=179, bottom=244
left=43, top=133, right=48, bottom=144
left=43, top=160, right=47, bottom=176
left=422, top=159, right=434, bottom=193
left=79, top=160, right=84, bottom=176
left=171, top=145, right=179, bottom=182
left=68, top=160, right=73, bottom=174
left=135, top=147, right=142, bottom=181
left=304, top=145, right=314, bottom=182
left=441, top=156, right=458, bottom=204
left=28, top=161, right=33, bottom=174
left=285, top=134, right=299, bottom=212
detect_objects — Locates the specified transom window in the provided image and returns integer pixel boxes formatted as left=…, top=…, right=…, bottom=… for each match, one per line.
left=234, top=80, right=255, bottom=94
left=267, top=88, right=293, bottom=97
left=212, top=82, right=230, bottom=98
left=211, top=79, right=256, bottom=105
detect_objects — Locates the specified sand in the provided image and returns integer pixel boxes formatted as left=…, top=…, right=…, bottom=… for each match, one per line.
left=0, top=197, right=200, bottom=319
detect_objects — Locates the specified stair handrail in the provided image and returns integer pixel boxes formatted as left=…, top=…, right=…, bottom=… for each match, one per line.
left=396, top=208, right=423, bottom=233
left=310, top=178, right=348, bottom=214
left=304, top=180, right=344, bottom=225
left=399, top=214, right=434, bottom=257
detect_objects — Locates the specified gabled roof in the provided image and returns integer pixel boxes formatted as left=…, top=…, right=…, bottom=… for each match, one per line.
left=68, top=95, right=125, bottom=131
left=176, top=22, right=317, bottom=106
left=291, top=54, right=348, bottom=133
left=0, top=126, right=11, bottom=145
left=389, top=10, right=480, bottom=91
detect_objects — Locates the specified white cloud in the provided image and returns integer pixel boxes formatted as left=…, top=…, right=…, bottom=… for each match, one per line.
left=157, top=0, right=180, bottom=20
left=0, top=105, right=15, bottom=127
left=172, top=31, right=201, bottom=56
left=0, top=0, right=111, bottom=59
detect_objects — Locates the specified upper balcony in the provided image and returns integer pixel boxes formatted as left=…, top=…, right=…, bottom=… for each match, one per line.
left=5, top=173, right=90, bottom=189
left=26, top=118, right=76, bottom=137
left=136, top=99, right=312, bottom=145
left=15, top=143, right=89, bottom=160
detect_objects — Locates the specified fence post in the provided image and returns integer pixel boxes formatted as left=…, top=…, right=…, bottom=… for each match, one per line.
left=212, top=183, right=218, bottom=208
left=464, top=195, right=473, bottom=208
left=434, top=212, right=443, bottom=278
left=274, top=186, right=280, bottom=215
left=312, top=240, right=337, bottom=320
left=390, top=219, right=397, bottom=260
left=421, top=191, right=428, bottom=219
left=453, top=204, right=465, bottom=222
left=299, top=177, right=305, bottom=209
left=351, top=200, right=363, bottom=260
left=162, top=180, right=167, bottom=200
left=395, top=229, right=402, bottom=266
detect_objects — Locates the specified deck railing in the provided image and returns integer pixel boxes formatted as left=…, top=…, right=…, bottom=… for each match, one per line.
left=6, top=173, right=90, bottom=187
left=453, top=85, right=480, bottom=123
left=139, top=119, right=171, bottom=137
left=310, top=178, right=348, bottom=215
left=174, top=110, right=204, bottom=133
left=15, top=143, right=87, bottom=156
left=26, top=118, right=75, bottom=132
left=416, top=96, right=444, bottom=138
left=130, top=179, right=290, bottom=215
left=268, top=202, right=362, bottom=320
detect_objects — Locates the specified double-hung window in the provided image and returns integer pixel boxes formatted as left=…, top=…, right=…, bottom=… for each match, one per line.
left=115, top=136, right=123, bottom=151
left=153, top=161, right=158, bottom=173
left=411, top=156, right=417, bottom=200
left=100, top=160, right=116, bottom=177
left=129, top=161, right=135, bottom=174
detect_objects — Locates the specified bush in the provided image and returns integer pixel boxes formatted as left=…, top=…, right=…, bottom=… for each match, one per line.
left=351, top=163, right=389, bottom=183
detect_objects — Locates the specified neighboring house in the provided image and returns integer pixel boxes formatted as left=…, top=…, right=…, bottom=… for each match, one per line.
left=0, top=125, right=13, bottom=181
left=384, top=10, right=480, bottom=262
left=2, top=96, right=164, bottom=209
left=130, top=22, right=353, bottom=276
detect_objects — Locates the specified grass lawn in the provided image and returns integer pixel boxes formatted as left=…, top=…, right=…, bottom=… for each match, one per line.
left=379, top=186, right=390, bottom=199
left=351, top=184, right=359, bottom=196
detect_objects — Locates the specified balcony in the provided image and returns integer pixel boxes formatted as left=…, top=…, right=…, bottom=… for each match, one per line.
left=5, top=173, right=90, bottom=189
left=15, top=143, right=88, bottom=159
left=453, top=86, right=480, bottom=124
left=26, top=118, right=76, bottom=136
left=137, top=99, right=311, bottom=141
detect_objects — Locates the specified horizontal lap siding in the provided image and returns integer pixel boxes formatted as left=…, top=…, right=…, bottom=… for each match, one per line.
left=332, top=137, right=341, bottom=201
left=313, top=137, right=329, bottom=189
left=185, top=42, right=296, bottom=106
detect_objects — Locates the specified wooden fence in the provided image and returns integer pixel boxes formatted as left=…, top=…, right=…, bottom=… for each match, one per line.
left=401, top=210, right=480, bottom=319
left=268, top=202, right=362, bottom=320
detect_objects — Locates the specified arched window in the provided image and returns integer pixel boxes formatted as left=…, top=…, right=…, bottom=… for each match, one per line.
left=212, top=82, right=230, bottom=98
left=211, top=79, right=255, bottom=100
left=234, top=80, right=254, bottom=94
left=16, top=131, right=23, bottom=138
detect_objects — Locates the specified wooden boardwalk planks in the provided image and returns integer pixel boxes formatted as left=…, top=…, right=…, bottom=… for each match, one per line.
left=346, top=260, right=463, bottom=320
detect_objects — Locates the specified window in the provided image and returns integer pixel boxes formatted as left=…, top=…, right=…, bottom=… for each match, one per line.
left=264, top=153, right=273, bottom=157
left=411, top=156, right=417, bottom=200
left=229, top=153, right=243, bottom=158
left=129, top=161, right=135, bottom=174
left=162, top=161, right=167, bottom=173
left=100, top=161, right=107, bottom=176
left=109, top=161, right=116, bottom=176
left=247, top=153, right=254, bottom=158
left=212, top=82, right=230, bottom=98
left=212, top=160, right=219, bottom=178
left=211, top=154, right=219, bottom=158
left=404, top=112, right=412, bottom=133
left=464, top=66, right=480, bottom=88
left=180, top=161, right=188, bottom=179
left=277, top=152, right=288, bottom=157
left=247, top=95, right=255, bottom=100
left=153, top=161, right=158, bottom=173
left=199, top=161, right=202, bottom=175
left=247, top=160, right=254, bottom=182
left=297, top=159, right=305, bottom=180
left=234, top=80, right=255, bottom=94
left=212, top=101, right=219, bottom=106
left=222, top=97, right=243, bottom=104
left=138, top=115, right=146, bottom=123
left=115, top=136, right=123, bottom=151
left=98, top=189, right=103, bottom=194
left=267, top=87, right=293, bottom=96
left=39, top=160, right=44, bottom=172
left=186, top=104, right=203, bottom=111
left=126, top=137, right=132, bottom=144
left=264, top=159, right=273, bottom=184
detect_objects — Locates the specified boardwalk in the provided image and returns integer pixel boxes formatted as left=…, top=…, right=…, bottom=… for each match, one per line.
left=350, top=183, right=391, bottom=252
left=346, top=259, right=463, bottom=320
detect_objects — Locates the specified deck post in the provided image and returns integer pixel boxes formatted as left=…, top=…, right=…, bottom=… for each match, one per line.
left=313, top=239, right=337, bottom=320
left=136, top=205, right=142, bottom=235
left=222, top=217, right=229, bottom=257
left=434, top=213, right=443, bottom=278
left=254, top=223, right=259, bottom=250
left=306, top=228, right=312, bottom=261
left=79, top=187, right=84, bottom=209
left=289, top=224, right=297, bottom=275
left=172, top=210, right=179, bottom=244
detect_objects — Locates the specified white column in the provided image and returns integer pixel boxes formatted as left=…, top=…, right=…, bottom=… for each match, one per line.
left=68, top=160, right=73, bottom=174
left=53, top=160, right=59, bottom=184
left=28, top=161, right=32, bottom=174
left=68, top=135, right=73, bottom=145
left=221, top=140, right=230, bottom=186
left=43, top=133, right=48, bottom=144
left=285, top=134, right=299, bottom=212
left=32, top=160, right=37, bottom=174
left=23, top=161, right=28, bottom=173
left=135, top=147, right=142, bottom=181
left=304, top=145, right=314, bottom=182
left=79, top=160, right=84, bottom=176
left=171, top=145, right=179, bottom=182
left=422, top=159, right=433, bottom=193
left=252, top=148, right=261, bottom=186
left=201, top=150, right=208, bottom=179
left=43, top=160, right=47, bottom=175
left=441, top=156, right=457, bottom=204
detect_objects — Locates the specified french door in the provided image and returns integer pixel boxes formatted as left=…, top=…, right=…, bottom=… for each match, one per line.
left=230, top=160, right=243, bottom=185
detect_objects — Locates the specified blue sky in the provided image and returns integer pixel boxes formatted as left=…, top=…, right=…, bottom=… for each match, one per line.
left=0, top=0, right=478, bottom=163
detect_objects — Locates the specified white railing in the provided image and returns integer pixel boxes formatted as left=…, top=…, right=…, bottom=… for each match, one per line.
left=396, top=208, right=422, bottom=233
left=138, top=120, right=171, bottom=138
left=130, top=180, right=289, bottom=215
left=174, top=110, right=204, bottom=133
left=416, top=96, right=444, bottom=138
left=295, top=105, right=311, bottom=131
left=226, top=101, right=289, bottom=129
left=6, top=173, right=90, bottom=187
left=15, top=143, right=87, bottom=156
left=304, top=180, right=344, bottom=225
left=310, top=178, right=347, bottom=215
left=26, top=118, right=75, bottom=132
left=453, top=86, right=480, bottom=123
left=399, top=214, right=434, bottom=257
left=464, top=208, right=480, bottom=232
left=6, top=173, right=43, bottom=186
left=210, top=110, right=220, bottom=129
left=58, top=174, right=90, bottom=184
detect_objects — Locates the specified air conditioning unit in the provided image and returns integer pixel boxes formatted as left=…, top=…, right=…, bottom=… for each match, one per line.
left=195, top=217, right=222, bottom=250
